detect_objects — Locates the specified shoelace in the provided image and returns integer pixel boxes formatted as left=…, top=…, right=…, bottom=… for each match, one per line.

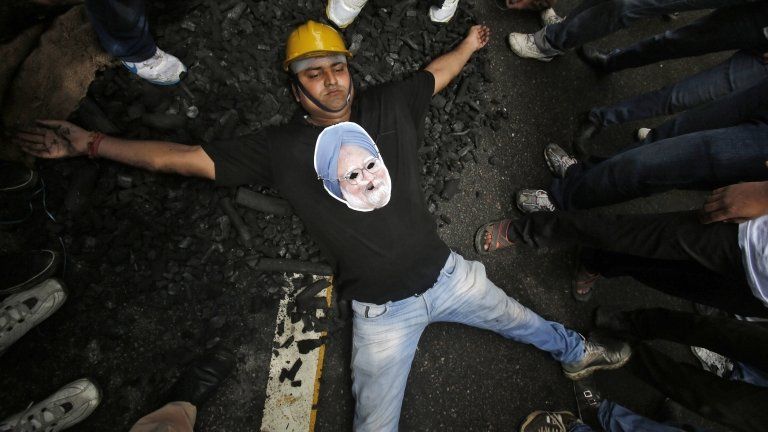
left=0, top=301, right=32, bottom=334
left=7, top=401, right=67, bottom=432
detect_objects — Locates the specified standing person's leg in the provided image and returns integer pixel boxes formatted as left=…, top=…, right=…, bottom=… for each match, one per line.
left=647, top=78, right=768, bottom=143
left=350, top=296, right=429, bottom=432
left=550, top=121, right=768, bottom=209
left=598, top=308, right=768, bottom=371
left=603, top=3, right=768, bottom=72
left=508, top=211, right=742, bottom=275
left=84, top=0, right=156, bottom=62
left=533, top=0, right=741, bottom=56
left=129, top=402, right=196, bottom=432
left=589, top=51, right=768, bottom=127
left=585, top=253, right=767, bottom=318
left=427, top=252, right=631, bottom=379
left=628, top=343, right=768, bottom=432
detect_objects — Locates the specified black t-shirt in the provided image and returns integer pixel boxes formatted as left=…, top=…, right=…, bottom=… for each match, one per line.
left=202, top=71, right=450, bottom=303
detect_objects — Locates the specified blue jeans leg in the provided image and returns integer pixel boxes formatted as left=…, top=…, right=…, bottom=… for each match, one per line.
left=603, top=2, right=768, bottom=72
left=551, top=120, right=768, bottom=209
left=85, top=0, right=157, bottom=62
left=590, top=51, right=768, bottom=127
left=535, top=0, right=746, bottom=53
left=426, top=252, right=585, bottom=364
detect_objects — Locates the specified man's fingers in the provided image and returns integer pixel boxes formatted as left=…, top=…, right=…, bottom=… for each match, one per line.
left=700, top=208, right=732, bottom=224
left=35, top=119, right=67, bottom=129
left=14, top=131, right=46, bottom=144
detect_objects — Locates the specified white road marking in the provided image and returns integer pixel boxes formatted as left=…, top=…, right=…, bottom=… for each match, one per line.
left=261, top=276, right=332, bottom=432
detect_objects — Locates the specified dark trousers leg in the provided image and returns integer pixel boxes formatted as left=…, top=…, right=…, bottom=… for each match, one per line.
left=550, top=121, right=768, bottom=209
left=540, top=0, right=748, bottom=52
left=605, top=3, right=768, bottom=72
left=648, top=78, right=768, bottom=142
left=85, top=0, right=156, bottom=62
left=585, top=252, right=767, bottom=318
left=589, top=51, right=768, bottom=127
left=629, top=344, right=768, bottom=432
left=618, top=308, right=768, bottom=369
left=508, top=211, right=742, bottom=274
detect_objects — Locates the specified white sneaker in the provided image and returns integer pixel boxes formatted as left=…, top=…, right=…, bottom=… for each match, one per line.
left=122, top=47, right=187, bottom=86
left=508, top=33, right=554, bottom=62
left=540, top=8, right=564, bottom=26
left=0, top=379, right=101, bottom=432
left=0, top=278, right=67, bottom=355
left=429, top=0, right=460, bottom=23
left=326, top=0, right=368, bottom=28
left=636, top=127, right=651, bottom=141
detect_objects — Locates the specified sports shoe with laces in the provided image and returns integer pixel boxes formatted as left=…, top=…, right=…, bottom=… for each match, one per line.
left=0, top=250, right=62, bottom=297
left=0, top=378, right=100, bottom=432
left=0, top=278, right=67, bottom=355
left=636, top=127, right=651, bottom=141
left=508, top=33, right=555, bottom=62
left=562, top=333, right=632, bottom=380
left=326, top=0, right=368, bottom=28
left=122, top=47, right=187, bottom=86
left=519, top=410, right=580, bottom=432
left=429, top=0, right=460, bottom=23
left=544, top=143, right=577, bottom=178
left=0, top=163, right=38, bottom=193
left=516, top=189, right=556, bottom=213
left=540, top=8, right=563, bottom=26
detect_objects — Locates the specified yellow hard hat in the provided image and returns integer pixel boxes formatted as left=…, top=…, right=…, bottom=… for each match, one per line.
left=283, top=20, right=352, bottom=71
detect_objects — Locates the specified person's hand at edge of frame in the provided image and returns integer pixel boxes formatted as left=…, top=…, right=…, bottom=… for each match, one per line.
left=13, top=120, right=91, bottom=159
left=700, top=181, right=768, bottom=224
left=461, top=25, right=491, bottom=53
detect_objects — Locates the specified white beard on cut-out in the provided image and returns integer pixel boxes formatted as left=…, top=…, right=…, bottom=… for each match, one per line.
left=340, top=169, right=392, bottom=212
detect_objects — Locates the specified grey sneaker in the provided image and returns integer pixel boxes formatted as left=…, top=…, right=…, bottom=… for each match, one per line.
left=544, top=143, right=577, bottom=178
left=516, top=189, right=556, bottom=213
left=0, top=378, right=100, bottom=432
left=0, top=278, right=67, bottom=355
left=562, top=333, right=631, bottom=380
left=691, top=346, right=734, bottom=379
left=508, top=33, right=555, bottom=62
left=540, top=8, right=564, bottom=26
left=519, top=410, right=580, bottom=432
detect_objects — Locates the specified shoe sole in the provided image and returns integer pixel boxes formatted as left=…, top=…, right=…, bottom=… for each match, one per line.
left=121, top=63, right=188, bottom=86
left=429, top=7, right=457, bottom=23
left=563, top=350, right=632, bottom=380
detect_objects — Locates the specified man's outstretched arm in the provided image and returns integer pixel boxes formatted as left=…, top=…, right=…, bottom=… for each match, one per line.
left=14, top=120, right=215, bottom=180
left=425, top=24, right=490, bottom=96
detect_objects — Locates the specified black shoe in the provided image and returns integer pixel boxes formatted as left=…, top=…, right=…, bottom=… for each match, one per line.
left=166, top=346, right=235, bottom=408
left=0, top=250, right=61, bottom=297
left=0, top=162, right=38, bottom=192
left=572, top=112, right=601, bottom=158
left=573, top=375, right=602, bottom=427
left=577, top=46, right=612, bottom=74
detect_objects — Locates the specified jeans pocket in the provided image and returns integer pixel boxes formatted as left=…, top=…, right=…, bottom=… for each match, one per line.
left=352, top=301, right=389, bottom=319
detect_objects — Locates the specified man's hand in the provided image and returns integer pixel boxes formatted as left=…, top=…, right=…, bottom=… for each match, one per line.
left=506, top=0, right=556, bottom=11
left=13, top=120, right=90, bottom=158
left=460, top=25, right=491, bottom=53
left=700, top=181, right=768, bottom=224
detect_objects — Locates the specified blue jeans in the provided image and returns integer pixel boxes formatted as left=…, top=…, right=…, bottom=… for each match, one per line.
left=550, top=118, right=768, bottom=209
left=534, top=0, right=751, bottom=56
left=590, top=50, right=768, bottom=127
left=85, top=0, right=156, bottom=62
left=570, top=400, right=690, bottom=432
left=350, top=251, right=585, bottom=431
left=600, top=2, right=768, bottom=72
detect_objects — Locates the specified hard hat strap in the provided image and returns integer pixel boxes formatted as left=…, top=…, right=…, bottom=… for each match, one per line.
left=291, top=74, right=352, bottom=114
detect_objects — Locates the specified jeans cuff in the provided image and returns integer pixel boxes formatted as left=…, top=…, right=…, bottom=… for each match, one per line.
left=534, top=27, right=564, bottom=57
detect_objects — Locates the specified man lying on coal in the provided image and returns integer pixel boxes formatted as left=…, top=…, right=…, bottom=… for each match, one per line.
left=14, top=20, right=630, bottom=432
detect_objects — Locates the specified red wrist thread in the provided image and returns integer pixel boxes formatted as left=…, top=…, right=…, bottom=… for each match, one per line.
left=87, top=132, right=104, bottom=159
